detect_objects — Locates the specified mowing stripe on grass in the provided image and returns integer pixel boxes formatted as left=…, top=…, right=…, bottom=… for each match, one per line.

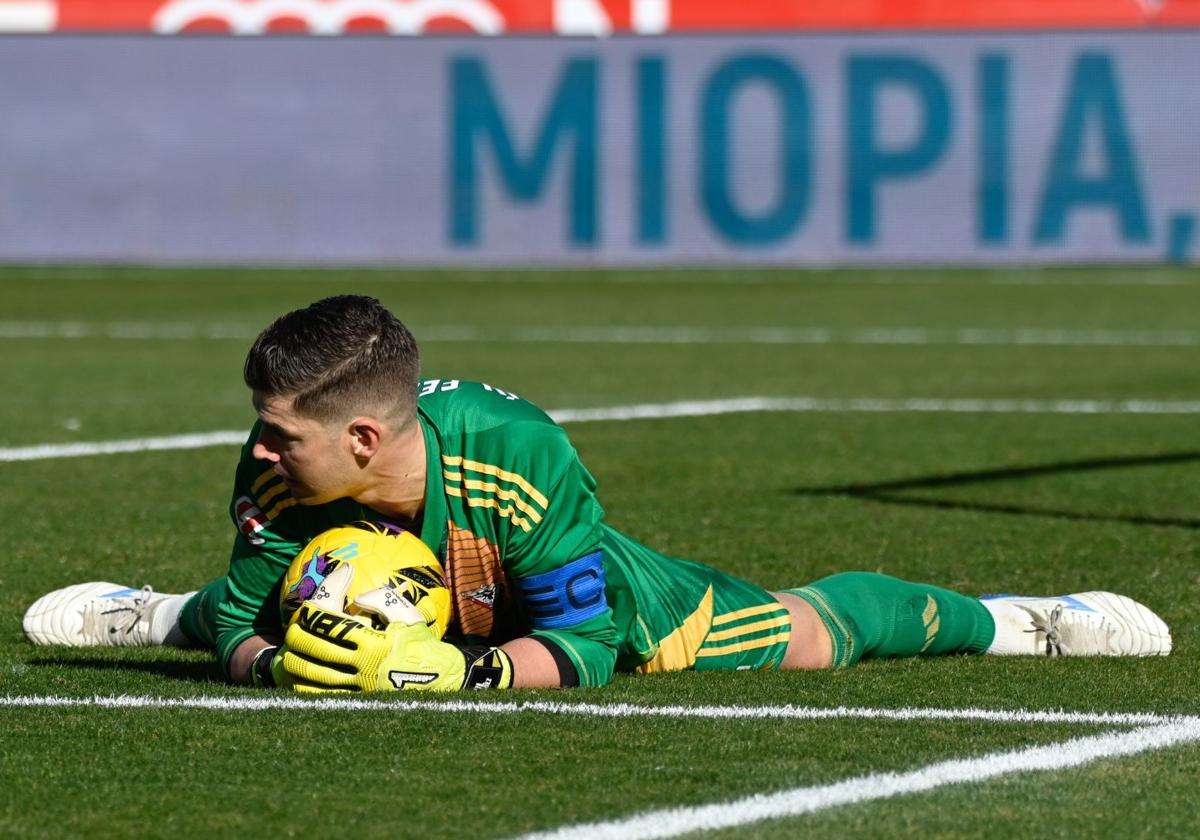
left=8, top=396, right=1200, bottom=462
left=4, top=267, right=1194, bottom=286
left=7, top=321, right=1200, bottom=347
left=514, top=717, right=1200, bottom=840
left=425, top=326, right=1200, bottom=347
left=0, top=694, right=1180, bottom=727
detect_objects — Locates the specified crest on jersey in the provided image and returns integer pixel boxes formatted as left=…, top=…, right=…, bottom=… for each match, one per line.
left=234, top=496, right=268, bottom=545
left=466, top=583, right=498, bottom=609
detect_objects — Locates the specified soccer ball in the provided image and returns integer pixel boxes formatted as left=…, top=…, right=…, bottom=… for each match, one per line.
left=279, top=521, right=451, bottom=638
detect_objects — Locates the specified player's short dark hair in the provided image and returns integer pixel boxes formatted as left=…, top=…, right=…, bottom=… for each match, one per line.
left=244, top=295, right=420, bottom=425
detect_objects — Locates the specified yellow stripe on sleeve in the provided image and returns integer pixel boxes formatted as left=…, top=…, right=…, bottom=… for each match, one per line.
left=250, top=468, right=276, bottom=494
left=256, top=481, right=288, bottom=507
left=442, top=455, right=549, bottom=510
left=445, top=486, right=533, bottom=532
left=456, top=478, right=544, bottom=525
left=265, top=498, right=297, bottom=520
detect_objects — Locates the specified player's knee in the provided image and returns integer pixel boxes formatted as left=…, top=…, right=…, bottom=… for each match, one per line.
left=774, top=592, right=833, bottom=670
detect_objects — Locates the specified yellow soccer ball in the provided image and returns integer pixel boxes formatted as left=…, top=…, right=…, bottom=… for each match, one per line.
left=279, top=521, right=451, bottom=638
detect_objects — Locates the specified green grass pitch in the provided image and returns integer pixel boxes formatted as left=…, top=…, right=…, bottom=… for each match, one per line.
left=2, top=265, right=1199, bottom=838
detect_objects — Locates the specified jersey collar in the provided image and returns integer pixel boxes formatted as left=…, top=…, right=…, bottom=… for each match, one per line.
left=416, top=408, right=448, bottom=558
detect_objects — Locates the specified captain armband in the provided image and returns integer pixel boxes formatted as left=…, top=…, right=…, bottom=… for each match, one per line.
left=514, top=552, right=608, bottom=630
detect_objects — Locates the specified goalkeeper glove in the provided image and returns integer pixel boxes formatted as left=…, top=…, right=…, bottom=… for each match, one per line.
left=281, top=564, right=513, bottom=693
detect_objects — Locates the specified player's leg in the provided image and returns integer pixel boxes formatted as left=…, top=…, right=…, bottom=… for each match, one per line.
left=688, top=569, right=810, bottom=672
left=23, top=577, right=224, bottom=648
left=780, top=573, right=995, bottom=668
left=780, top=572, right=1171, bottom=667
left=979, top=591, right=1170, bottom=656
left=773, top=593, right=832, bottom=669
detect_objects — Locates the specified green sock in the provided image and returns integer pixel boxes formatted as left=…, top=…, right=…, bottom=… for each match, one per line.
left=787, top=572, right=995, bottom=668
left=177, top=577, right=228, bottom=648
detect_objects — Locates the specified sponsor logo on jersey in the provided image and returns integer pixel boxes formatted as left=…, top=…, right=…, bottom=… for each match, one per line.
left=466, top=582, right=498, bottom=609
left=234, top=496, right=268, bottom=545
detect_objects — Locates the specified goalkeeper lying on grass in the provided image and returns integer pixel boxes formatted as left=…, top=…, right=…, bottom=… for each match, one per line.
left=23, top=295, right=1172, bottom=692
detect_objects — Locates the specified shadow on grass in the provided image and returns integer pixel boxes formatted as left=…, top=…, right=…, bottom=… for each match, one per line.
left=793, top=449, right=1200, bottom=530
left=27, top=654, right=220, bottom=684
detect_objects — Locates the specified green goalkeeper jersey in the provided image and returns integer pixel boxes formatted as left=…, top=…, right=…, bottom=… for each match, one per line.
left=217, top=379, right=786, bottom=685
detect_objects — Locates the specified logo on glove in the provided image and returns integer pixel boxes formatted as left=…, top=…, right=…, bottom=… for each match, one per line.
left=295, top=605, right=362, bottom=643
left=387, top=670, right=439, bottom=689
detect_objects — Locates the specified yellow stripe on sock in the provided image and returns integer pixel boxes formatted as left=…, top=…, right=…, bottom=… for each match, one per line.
left=920, top=596, right=941, bottom=652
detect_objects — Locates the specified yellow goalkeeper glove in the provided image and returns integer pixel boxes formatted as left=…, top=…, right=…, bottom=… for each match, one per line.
left=280, top=564, right=512, bottom=693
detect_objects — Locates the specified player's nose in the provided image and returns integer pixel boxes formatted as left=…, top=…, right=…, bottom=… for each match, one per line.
left=252, top=440, right=280, bottom=463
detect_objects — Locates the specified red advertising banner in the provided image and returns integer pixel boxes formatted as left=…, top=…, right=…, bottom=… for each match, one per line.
left=2, top=0, right=1199, bottom=34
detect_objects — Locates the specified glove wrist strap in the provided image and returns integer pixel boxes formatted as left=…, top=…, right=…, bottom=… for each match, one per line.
left=250, top=644, right=280, bottom=689
left=459, top=646, right=514, bottom=690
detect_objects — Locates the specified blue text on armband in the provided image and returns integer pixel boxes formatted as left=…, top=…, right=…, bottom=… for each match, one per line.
left=515, top=551, right=607, bottom=630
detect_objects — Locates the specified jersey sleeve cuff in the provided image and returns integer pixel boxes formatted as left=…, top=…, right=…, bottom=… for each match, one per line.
left=527, top=634, right=581, bottom=687
left=215, top=626, right=259, bottom=680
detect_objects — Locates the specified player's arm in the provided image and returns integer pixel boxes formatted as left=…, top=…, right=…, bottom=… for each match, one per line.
left=214, top=530, right=294, bottom=684
left=281, top=559, right=613, bottom=692
left=210, top=425, right=308, bottom=684
left=282, top=423, right=618, bottom=692
left=499, top=637, right=562, bottom=688
left=499, top=439, right=620, bottom=688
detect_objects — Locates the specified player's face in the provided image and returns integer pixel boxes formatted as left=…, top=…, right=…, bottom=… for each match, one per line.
left=251, top=392, right=356, bottom=505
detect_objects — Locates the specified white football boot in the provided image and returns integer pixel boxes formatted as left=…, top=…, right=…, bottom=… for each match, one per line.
left=22, top=582, right=191, bottom=647
left=980, top=591, right=1171, bottom=657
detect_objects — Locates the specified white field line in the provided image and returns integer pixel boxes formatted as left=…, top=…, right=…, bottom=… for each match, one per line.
left=7, top=396, right=1200, bottom=463
left=0, top=694, right=1182, bottom=727
left=0, top=431, right=247, bottom=462
left=514, top=717, right=1200, bottom=840
left=7, top=321, right=1200, bottom=347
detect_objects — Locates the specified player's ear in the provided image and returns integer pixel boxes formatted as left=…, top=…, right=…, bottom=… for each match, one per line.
left=347, top=416, right=384, bottom=459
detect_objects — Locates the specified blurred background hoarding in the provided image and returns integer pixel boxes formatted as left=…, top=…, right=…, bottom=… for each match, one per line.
left=3, top=0, right=1200, bottom=34
left=0, top=1, right=1197, bottom=266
